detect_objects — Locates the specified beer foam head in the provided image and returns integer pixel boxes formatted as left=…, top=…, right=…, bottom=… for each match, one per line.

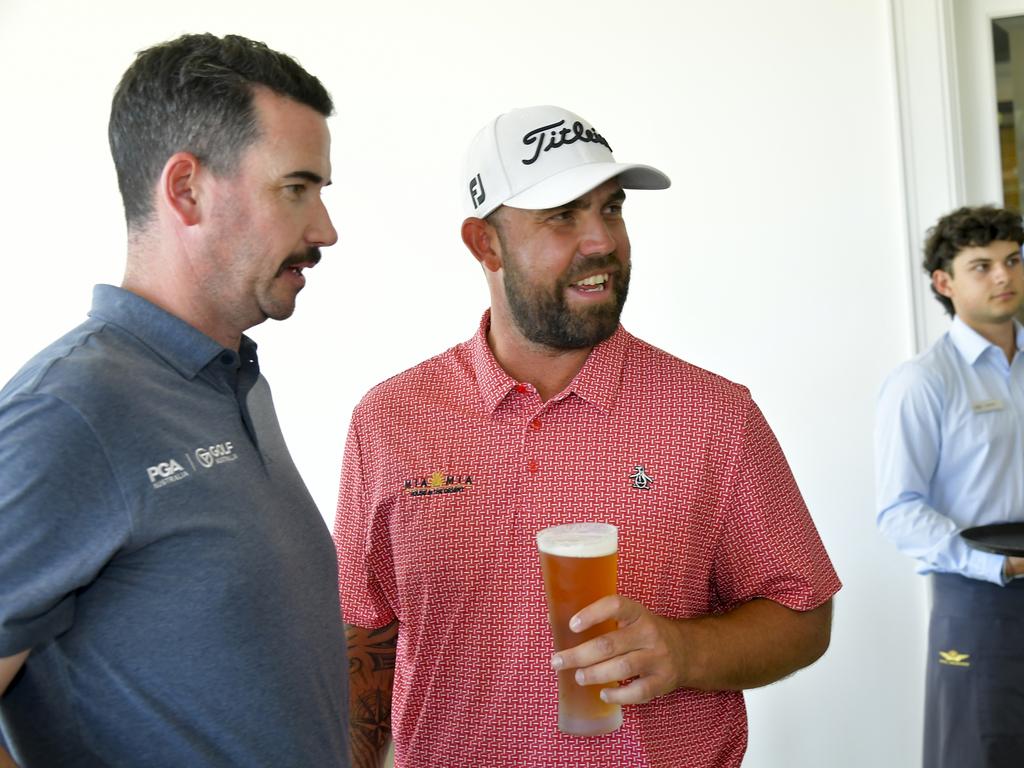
left=536, top=523, right=617, bottom=558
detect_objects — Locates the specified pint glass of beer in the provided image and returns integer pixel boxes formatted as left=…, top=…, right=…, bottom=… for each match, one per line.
left=536, top=522, right=622, bottom=736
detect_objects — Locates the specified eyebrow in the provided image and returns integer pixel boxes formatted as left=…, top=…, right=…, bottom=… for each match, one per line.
left=537, top=188, right=627, bottom=215
left=968, top=247, right=1021, bottom=263
left=284, top=170, right=331, bottom=186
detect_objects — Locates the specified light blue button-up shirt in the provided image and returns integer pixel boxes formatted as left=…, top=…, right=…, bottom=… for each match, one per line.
left=875, top=316, right=1024, bottom=585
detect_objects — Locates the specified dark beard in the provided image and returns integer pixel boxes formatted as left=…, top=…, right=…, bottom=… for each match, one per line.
left=502, top=252, right=629, bottom=350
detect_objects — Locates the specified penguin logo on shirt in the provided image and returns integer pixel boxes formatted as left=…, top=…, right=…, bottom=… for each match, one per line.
left=629, top=465, right=654, bottom=491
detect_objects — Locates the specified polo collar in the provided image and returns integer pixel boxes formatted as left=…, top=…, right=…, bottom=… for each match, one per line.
left=949, top=315, right=1024, bottom=365
left=469, top=310, right=627, bottom=415
left=88, top=285, right=250, bottom=379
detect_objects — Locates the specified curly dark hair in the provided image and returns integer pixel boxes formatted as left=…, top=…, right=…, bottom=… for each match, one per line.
left=922, top=205, right=1024, bottom=316
left=108, top=33, right=333, bottom=229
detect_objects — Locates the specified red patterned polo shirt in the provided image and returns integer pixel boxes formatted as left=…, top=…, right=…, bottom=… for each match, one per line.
left=334, top=312, right=840, bottom=768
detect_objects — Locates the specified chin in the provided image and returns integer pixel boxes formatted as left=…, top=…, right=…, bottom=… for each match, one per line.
left=261, top=302, right=297, bottom=322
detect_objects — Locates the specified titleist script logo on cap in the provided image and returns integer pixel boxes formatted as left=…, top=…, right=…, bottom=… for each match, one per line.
left=462, top=105, right=671, bottom=219
left=521, top=119, right=612, bottom=165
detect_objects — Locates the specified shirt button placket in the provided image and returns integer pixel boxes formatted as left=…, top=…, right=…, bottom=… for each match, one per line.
left=513, top=383, right=542, bottom=476
left=526, top=411, right=544, bottom=474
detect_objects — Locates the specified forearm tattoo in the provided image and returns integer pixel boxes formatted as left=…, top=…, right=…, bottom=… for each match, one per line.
left=347, top=622, right=398, bottom=768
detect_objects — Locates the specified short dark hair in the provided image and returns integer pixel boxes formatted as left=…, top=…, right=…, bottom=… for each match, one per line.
left=922, top=205, right=1024, bottom=316
left=108, top=33, right=333, bottom=228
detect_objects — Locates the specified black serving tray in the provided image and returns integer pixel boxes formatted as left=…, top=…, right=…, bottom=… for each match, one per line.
left=961, top=523, right=1024, bottom=556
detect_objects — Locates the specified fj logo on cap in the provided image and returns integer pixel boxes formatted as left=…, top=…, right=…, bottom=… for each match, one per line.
left=521, top=119, right=612, bottom=166
left=469, top=174, right=486, bottom=208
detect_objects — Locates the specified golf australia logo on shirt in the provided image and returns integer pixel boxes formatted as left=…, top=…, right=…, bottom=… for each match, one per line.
left=145, top=438, right=240, bottom=490
left=403, top=471, right=474, bottom=497
left=520, top=120, right=612, bottom=165
left=193, top=441, right=238, bottom=468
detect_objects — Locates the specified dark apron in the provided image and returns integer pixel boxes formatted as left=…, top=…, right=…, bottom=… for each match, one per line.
left=924, top=573, right=1024, bottom=768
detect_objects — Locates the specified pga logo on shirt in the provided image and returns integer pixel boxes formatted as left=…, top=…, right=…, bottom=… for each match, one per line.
left=146, top=458, right=189, bottom=489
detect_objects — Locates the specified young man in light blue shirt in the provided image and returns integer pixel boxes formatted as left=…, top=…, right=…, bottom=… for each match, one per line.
left=875, top=205, right=1024, bottom=768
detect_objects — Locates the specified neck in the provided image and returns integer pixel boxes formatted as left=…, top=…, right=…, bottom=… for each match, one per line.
left=962, top=315, right=1018, bottom=364
left=123, top=240, right=242, bottom=351
left=486, top=312, right=593, bottom=402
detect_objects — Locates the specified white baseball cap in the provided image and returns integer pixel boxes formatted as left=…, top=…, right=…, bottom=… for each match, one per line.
left=462, top=105, right=670, bottom=219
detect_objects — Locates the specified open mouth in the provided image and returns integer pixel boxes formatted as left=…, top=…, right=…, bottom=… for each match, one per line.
left=279, top=260, right=316, bottom=279
left=279, top=248, right=322, bottom=280
left=277, top=262, right=315, bottom=290
left=571, top=273, right=610, bottom=293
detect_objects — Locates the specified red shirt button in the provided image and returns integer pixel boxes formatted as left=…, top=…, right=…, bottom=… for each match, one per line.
left=514, top=384, right=527, bottom=394
left=529, top=418, right=542, bottom=431
left=528, top=460, right=538, bottom=473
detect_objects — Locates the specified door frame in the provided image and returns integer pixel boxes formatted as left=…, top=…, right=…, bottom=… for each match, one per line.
left=892, top=0, right=1024, bottom=351
left=891, top=0, right=963, bottom=352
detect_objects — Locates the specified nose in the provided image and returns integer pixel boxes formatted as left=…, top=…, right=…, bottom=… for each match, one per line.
left=990, top=261, right=1012, bottom=285
left=578, top=211, right=618, bottom=257
left=307, top=197, right=338, bottom=248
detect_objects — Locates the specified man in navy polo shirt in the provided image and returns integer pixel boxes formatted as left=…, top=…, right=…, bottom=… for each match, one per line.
left=0, top=34, right=349, bottom=767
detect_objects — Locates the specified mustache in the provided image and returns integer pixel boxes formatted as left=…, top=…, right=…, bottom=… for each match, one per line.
left=278, top=248, right=322, bottom=274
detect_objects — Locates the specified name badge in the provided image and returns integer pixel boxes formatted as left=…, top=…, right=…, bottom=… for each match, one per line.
left=972, top=399, right=1005, bottom=413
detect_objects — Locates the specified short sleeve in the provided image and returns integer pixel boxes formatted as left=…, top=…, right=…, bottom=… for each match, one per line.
left=0, top=394, right=131, bottom=655
left=332, top=417, right=395, bottom=628
left=712, top=398, right=841, bottom=611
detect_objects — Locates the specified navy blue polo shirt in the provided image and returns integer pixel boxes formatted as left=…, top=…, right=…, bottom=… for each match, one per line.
left=0, top=285, right=348, bottom=767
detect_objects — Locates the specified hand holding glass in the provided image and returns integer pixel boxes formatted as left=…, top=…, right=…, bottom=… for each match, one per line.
left=536, top=522, right=622, bottom=736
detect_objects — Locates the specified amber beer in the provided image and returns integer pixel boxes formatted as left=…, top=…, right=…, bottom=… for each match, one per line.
left=536, top=522, right=622, bottom=736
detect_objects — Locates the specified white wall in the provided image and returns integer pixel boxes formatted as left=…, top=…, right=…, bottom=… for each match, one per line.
left=0, top=1, right=925, bottom=765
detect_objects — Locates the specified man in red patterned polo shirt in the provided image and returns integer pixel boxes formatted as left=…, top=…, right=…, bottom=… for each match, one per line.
left=335, top=105, right=840, bottom=768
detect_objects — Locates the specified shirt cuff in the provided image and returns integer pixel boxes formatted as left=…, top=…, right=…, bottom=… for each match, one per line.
left=972, top=548, right=1012, bottom=586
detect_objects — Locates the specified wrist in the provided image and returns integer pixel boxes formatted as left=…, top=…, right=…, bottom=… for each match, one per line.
left=1004, top=556, right=1024, bottom=581
left=668, top=615, right=713, bottom=691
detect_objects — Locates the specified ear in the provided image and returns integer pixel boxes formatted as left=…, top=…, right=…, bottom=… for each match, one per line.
left=461, top=217, right=502, bottom=272
left=158, top=152, right=203, bottom=227
left=932, top=268, right=954, bottom=299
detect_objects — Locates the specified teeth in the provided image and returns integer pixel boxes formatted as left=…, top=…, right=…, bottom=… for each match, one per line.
left=574, top=273, right=608, bottom=287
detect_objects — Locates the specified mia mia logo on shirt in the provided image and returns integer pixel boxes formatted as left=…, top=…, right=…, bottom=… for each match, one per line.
left=403, top=472, right=475, bottom=497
